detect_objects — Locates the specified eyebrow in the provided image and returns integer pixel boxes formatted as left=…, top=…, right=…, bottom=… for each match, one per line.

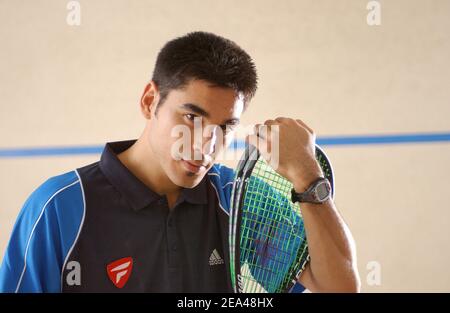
left=182, top=103, right=210, bottom=118
left=181, top=103, right=240, bottom=125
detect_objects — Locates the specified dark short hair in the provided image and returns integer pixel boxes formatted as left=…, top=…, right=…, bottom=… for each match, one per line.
left=151, top=31, right=258, bottom=110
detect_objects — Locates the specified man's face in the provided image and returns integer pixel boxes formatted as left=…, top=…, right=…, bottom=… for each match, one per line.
left=147, top=79, right=244, bottom=188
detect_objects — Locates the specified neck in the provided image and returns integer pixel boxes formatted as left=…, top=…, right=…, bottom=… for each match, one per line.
left=117, top=130, right=181, bottom=206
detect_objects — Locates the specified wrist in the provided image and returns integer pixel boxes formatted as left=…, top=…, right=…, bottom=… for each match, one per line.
left=286, top=160, right=324, bottom=192
left=292, top=172, right=323, bottom=193
left=291, top=176, right=333, bottom=204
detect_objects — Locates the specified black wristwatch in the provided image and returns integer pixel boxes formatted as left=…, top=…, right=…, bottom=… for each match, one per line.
left=291, top=177, right=332, bottom=204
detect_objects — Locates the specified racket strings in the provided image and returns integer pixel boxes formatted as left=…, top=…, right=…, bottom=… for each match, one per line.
left=237, top=158, right=308, bottom=292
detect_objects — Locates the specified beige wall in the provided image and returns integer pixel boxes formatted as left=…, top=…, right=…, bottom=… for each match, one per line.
left=1, top=0, right=449, bottom=292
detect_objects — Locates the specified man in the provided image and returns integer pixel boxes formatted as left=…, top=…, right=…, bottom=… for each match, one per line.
left=0, top=31, right=360, bottom=292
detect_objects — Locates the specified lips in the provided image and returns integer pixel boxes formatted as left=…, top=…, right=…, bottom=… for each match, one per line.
left=181, top=159, right=207, bottom=174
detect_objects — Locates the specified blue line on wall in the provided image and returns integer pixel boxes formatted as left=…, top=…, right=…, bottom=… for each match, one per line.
left=1, top=132, right=449, bottom=158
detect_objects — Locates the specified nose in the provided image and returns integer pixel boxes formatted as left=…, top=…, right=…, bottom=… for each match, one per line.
left=203, top=125, right=219, bottom=155
left=192, top=125, right=220, bottom=161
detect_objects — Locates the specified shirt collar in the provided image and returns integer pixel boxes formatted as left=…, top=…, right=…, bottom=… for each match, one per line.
left=99, top=140, right=208, bottom=211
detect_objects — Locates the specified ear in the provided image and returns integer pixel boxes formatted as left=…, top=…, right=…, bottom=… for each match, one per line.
left=140, top=81, right=159, bottom=119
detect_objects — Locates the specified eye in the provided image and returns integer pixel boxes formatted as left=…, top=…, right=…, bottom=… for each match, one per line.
left=184, top=113, right=197, bottom=122
left=221, top=124, right=237, bottom=134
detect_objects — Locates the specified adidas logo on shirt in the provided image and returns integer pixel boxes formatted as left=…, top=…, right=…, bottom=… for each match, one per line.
left=209, top=249, right=224, bottom=266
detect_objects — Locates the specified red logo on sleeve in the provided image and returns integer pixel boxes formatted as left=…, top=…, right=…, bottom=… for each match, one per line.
left=106, top=257, right=133, bottom=288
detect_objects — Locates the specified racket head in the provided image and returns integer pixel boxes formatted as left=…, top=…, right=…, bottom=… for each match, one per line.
left=315, top=144, right=335, bottom=199
left=229, top=144, right=335, bottom=293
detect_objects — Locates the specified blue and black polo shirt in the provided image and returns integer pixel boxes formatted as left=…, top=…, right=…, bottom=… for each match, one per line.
left=0, top=140, right=237, bottom=292
left=0, top=140, right=305, bottom=293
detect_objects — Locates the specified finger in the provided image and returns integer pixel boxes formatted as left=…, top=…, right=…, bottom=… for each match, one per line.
left=253, top=123, right=263, bottom=138
left=274, top=117, right=289, bottom=123
left=253, top=123, right=262, bottom=132
left=264, top=119, right=277, bottom=125
left=254, top=123, right=272, bottom=140
left=246, top=133, right=274, bottom=162
left=245, top=133, right=268, bottom=152
left=262, top=119, right=280, bottom=137
left=295, top=119, right=314, bottom=135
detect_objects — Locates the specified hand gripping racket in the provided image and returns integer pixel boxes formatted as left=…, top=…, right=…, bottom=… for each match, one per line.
left=229, top=144, right=335, bottom=293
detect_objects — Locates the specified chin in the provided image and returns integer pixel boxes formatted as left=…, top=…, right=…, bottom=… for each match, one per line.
left=167, top=163, right=206, bottom=188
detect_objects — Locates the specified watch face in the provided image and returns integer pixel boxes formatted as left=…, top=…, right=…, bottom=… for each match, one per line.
left=316, top=181, right=331, bottom=201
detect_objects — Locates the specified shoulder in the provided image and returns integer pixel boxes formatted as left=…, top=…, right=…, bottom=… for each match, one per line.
left=206, top=164, right=236, bottom=215
left=0, top=170, right=85, bottom=292
left=14, top=170, right=86, bottom=242
left=24, top=171, right=82, bottom=215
